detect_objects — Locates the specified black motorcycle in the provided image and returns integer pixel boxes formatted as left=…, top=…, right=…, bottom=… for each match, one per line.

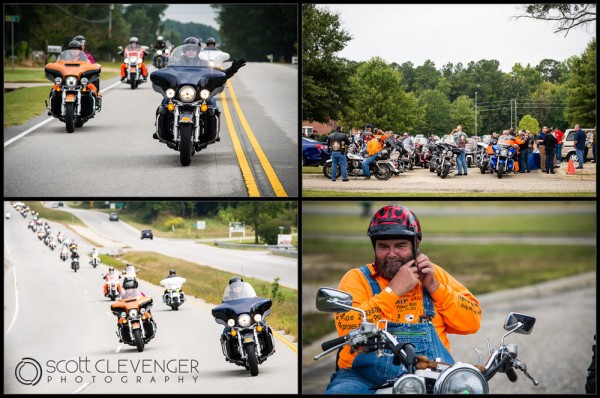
left=150, top=45, right=230, bottom=166
left=212, top=281, right=276, bottom=376
left=323, top=142, right=397, bottom=180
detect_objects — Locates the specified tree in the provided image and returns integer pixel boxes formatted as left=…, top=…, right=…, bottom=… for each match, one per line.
left=413, top=60, right=442, bottom=97
left=232, top=202, right=296, bottom=245
left=450, top=95, right=475, bottom=135
left=564, top=38, right=596, bottom=126
left=518, top=114, right=540, bottom=134
left=302, top=4, right=353, bottom=123
left=536, top=58, right=568, bottom=83
left=513, top=4, right=596, bottom=37
left=416, top=89, right=451, bottom=134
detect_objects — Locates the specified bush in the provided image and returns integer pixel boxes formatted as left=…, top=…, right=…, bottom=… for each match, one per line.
left=163, top=216, right=186, bottom=230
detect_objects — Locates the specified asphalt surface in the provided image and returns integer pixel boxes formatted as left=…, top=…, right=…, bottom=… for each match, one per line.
left=4, top=62, right=298, bottom=197
left=3, top=203, right=298, bottom=394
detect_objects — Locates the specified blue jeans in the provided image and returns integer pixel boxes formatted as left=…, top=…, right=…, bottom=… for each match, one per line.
left=576, top=148, right=585, bottom=167
left=555, top=144, right=562, bottom=163
left=545, top=148, right=555, bottom=172
left=331, top=151, right=347, bottom=181
left=362, top=152, right=379, bottom=177
left=456, top=150, right=467, bottom=174
left=519, top=148, right=531, bottom=172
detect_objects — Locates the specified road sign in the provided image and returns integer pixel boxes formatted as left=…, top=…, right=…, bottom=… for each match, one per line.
left=47, top=45, right=62, bottom=54
left=5, top=15, right=20, bottom=22
left=197, top=221, right=205, bottom=230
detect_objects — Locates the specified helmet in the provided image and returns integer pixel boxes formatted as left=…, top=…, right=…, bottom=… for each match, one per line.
left=129, top=36, right=138, bottom=44
left=183, top=37, right=201, bottom=46
left=157, top=35, right=163, bottom=41
left=365, top=124, right=372, bottom=129
left=68, top=40, right=83, bottom=50
left=229, top=276, right=244, bottom=285
left=109, top=267, right=114, bottom=272
left=169, top=269, right=176, bottom=276
left=73, top=35, right=86, bottom=45
left=122, top=277, right=138, bottom=289
left=206, top=37, right=216, bottom=45
left=367, top=205, right=422, bottom=250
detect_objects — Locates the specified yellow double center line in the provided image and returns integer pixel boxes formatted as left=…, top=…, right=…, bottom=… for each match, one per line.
left=221, top=81, right=288, bottom=197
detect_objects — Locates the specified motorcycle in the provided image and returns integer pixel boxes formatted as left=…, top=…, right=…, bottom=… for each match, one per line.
left=433, top=142, right=461, bottom=179
left=5, top=212, right=10, bottom=220
left=151, top=45, right=232, bottom=166
left=90, top=256, right=101, bottom=268
left=488, top=136, right=518, bottom=179
left=120, top=47, right=147, bottom=89
left=212, top=281, right=276, bottom=376
left=110, top=296, right=157, bottom=352
left=465, top=138, right=477, bottom=168
left=104, top=274, right=122, bottom=301
left=323, top=143, right=397, bottom=181
left=60, top=249, right=69, bottom=262
left=44, top=48, right=102, bottom=133
left=160, top=276, right=187, bottom=310
left=71, top=257, right=80, bottom=272
left=314, top=287, right=538, bottom=394
left=48, top=240, right=57, bottom=251
left=414, top=142, right=431, bottom=168
left=153, top=48, right=168, bottom=69
left=476, top=141, right=490, bottom=174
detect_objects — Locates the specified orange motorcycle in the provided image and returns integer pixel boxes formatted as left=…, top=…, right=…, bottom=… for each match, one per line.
left=110, top=296, right=157, bottom=352
left=44, top=48, right=102, bottom=133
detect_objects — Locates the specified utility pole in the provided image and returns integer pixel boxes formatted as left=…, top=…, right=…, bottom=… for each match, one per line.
left=514, top=98, right=517, bottom=129
left=474, top=91, right=478, bottom=136
left=108, top=4, right=113, bottom=39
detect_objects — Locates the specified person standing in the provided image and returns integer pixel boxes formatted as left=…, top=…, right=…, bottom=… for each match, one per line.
left=516, top=130, right=531, bottom=173
left=327, top=126, right=351, bottom=182
left=573, top=124, right=587, bottom=169
left=456, top=133, right=468, bottom=176
left=536, top=126, right=548, bottom=172
left=553, top=127, right=564, bottom=166
left=543, top=129, right=558, bottom=174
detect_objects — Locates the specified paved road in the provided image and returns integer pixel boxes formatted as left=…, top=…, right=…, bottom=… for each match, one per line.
left=301, top=272, right=596, bottom=394
left=4, top=62, right=298, bottom=197
left=3, top=204, right=298, bottom=394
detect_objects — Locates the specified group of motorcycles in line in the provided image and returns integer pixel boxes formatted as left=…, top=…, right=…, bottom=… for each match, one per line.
left=8, top=202, right=277, bottom=376
left=43, top=41, right=236, bottom=167
left=324, top=134, right=520, bottom=180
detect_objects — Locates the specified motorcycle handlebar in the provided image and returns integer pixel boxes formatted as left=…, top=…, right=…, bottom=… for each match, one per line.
left=321, top=336, right=347, bottom=352
left=506, top=367, right=518, bottom=382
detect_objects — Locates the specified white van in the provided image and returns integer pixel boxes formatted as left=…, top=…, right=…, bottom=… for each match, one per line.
left=561, top=128, right=595, bottom=162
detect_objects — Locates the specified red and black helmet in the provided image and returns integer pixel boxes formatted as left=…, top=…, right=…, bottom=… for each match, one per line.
left=367, top=205, right=422, bottom=243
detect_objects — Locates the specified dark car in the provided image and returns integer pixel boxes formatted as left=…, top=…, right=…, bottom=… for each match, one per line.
left=109, top=212, right=119, bottom=221
left=141, top=229, right=153, bottom=240
left=302, top=137, right=330, bottom=167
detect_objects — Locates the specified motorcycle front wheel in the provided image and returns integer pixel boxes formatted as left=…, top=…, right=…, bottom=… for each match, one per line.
left=497, top=163, right=504, bottom=179
left=65, top=103, right=75, bottom=133
left=373, top=164, right=392, bottom=180
left=179, top=124, right=194, bottom=166
left=130, top=72, right=137, bottom=89
left=322, top=163, right=338, bottom=179
left=133, top=328, right=145, bottom=352
left=244, top=343, right=259, bottom=376
left=441, top=164, right=450, bottom=179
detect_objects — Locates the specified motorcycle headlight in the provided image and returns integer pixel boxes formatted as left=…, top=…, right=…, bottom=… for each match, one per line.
left=137, top=58, right=143, bottom=65
left=165, top=88, right=176, bottom=99
left=433, top=363, right=488, bottom=394
left=140, top=308, right=146, bottom=314
left=66, top=76, right=77, bottom=88
left=124, top=58, right=130, bottom=64
left=495, top=150, right=500, bottom=154
left=227, top=319, right=235, bottom=327
left=54, top=77, right=62, bottom=85
left=199, top=89, right=210, bottom=99
left=130, top=56, right=138, bottom=64
left=128, top=308, right=139, bottom=318
left=253, top=314, right=262, bottom=322
left=120, top=312, right=126, bottom=318
left=393, top=374, right=426, bottom=394
left=500, top=149, right=508, bottom=156
left=157, top=50, right=162, bottom=55
left=238, top=314, right=252, bottom=327
left=209, top=61, right=215, bottom=68
left=81, top=77, right=88, bottom=85
left=179, top=85, right=196, bottom=102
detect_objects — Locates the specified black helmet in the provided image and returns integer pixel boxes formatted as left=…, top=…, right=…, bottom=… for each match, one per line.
left=169, top=269, right=176, bottom=276
left=68, top=40, right=83, bottom=50
left=183, top=37, right=201, bottom=46
left=122, top=277, right=138, bottom=289
left=367, top=205, right=422, bottom=253
left=365, top=124, right=373, bottom=129
left=206, top=37, right=216, bottom=45
left=229, top=276, right=243, bottom=285
left=109, top=267, right=114, bottom=272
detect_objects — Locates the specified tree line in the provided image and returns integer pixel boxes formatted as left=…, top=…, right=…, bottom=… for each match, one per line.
left=303, top=4, right=596, bottom=135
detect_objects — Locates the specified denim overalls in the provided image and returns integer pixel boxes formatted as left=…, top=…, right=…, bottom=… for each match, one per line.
left=325, top=265, right=454, bottom=394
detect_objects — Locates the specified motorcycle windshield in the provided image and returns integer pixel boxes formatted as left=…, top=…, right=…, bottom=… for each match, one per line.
left=160, top=276, right=186, bottom=290
left=497, top=136, right=513, bottom=146
left=198, top=47, right=230, bottom=68
left=56, top=49, right=89, bottom=62
left=212, top=297, right=273, bottom=324
left=222, top=282, right=257, bottom=302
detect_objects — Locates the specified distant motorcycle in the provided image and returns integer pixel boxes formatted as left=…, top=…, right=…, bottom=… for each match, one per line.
left=71, top=258, right=80, bottom=272
left=323, top=143, right=396, bottom=180
left=160, top=276, right=187, bottom=310
left=488, top=136, right=517, bottom=179
left=120, top=47, right=147, bottom=89
left=90, top=256, right=101, bottom=268
left=60, top=249, right=69, bottom=262
left=153, top=49, right=168, bottom=69
left=104, top=274, right=122, bottom=301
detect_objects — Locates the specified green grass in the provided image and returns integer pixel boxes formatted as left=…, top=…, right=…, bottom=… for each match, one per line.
left=302, top=190, right=597, bottom=197
left=303, top=166, right=324, bottom=174
left=4, top=67, right=48, bottom=82
left=303, top=313, right=337, bottom=346
left=23, top=201, right=86, bottom=226
left=99, top=251, right=298, bottom=341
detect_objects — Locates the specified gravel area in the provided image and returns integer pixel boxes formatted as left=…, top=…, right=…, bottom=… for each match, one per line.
left=302, top=162, right=597, bottom=195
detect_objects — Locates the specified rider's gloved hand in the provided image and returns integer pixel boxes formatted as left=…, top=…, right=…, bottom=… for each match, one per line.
left=226, top=58, right=247, bottom=78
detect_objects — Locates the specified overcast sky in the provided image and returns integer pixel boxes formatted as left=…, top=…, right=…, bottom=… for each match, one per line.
left=319, top=4, right=596, bottom=72
left=162, top=4, right=219, bottom=28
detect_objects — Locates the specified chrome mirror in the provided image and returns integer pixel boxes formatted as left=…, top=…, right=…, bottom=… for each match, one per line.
left=504, top=312, right=535, bottom=335
left=316, top=287, right=353, bottom=313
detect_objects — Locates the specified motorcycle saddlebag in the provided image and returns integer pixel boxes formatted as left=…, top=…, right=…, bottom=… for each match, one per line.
left=80, top=93, right=94, bottom=118
left=258, top=325, right=275, bottom=359
left=50, top=91, right=62, bottom=116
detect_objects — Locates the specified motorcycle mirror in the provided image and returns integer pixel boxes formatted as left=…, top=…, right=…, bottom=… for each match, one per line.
left=316, top=287, right=353, bottom=313
left=503, top=312, right=535, bottom=335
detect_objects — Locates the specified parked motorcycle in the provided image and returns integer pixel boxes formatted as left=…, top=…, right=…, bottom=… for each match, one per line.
left=110, top=296, right=157, bottom=352
left=151, top=45, right=232, bottom=166
left=314, top=287, right=538, bottom=394
left=433, top=142, right=461, bottom=178
left=212, top=281, right=276, bottom=376
left=120, top=47, right=147, bottom=89
left=323, top=143, right=396, bottom=180
left=488, top=136, right=517, bottom=179
left=160, top=276, right=187, bottom=310
left=476, top=141, right=490, bottom=174
left=104, top=274, right=122, bottom=301
left=465, top=138, right=477, bottom=167
left=44, top=48, right=102, bottom=133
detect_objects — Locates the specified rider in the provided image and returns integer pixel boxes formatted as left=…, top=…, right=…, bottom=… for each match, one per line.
left=91, top=247, right=99, bottom=258
left=361, top=133, right=382, bottom=180
left=161, top=269, right=186, bottom=303
left=324, top=204, right=481, bottom=394
left=225, top=276, right=245, bottom=301
left=153, top=35, right=167, bottom=65
left=72, top=35, right=95, bottom=63
left=103, top=266, right=122, bottom=297
left=120, top=277, right=146, bottom=299
left=205, top=37, right=217, bottom=48
left=119, top=36, right=148, bottom=82
left=64, top=40, right=88, bottom=61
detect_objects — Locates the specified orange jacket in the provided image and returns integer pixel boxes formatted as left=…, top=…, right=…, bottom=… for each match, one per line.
left=365, top=138, right=381, bottom=156
left=334, top=263, right=481, bottom=369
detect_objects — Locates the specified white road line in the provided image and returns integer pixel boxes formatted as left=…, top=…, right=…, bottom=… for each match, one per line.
left=106, top=311, right=112, bottom=316
left=4, top=239, right=19, bottom=337
left=4, top=80, right=122, bottom=147
left=115, top=345, right=121, bottom=353
left=72, top=381, right=91, bottom=394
